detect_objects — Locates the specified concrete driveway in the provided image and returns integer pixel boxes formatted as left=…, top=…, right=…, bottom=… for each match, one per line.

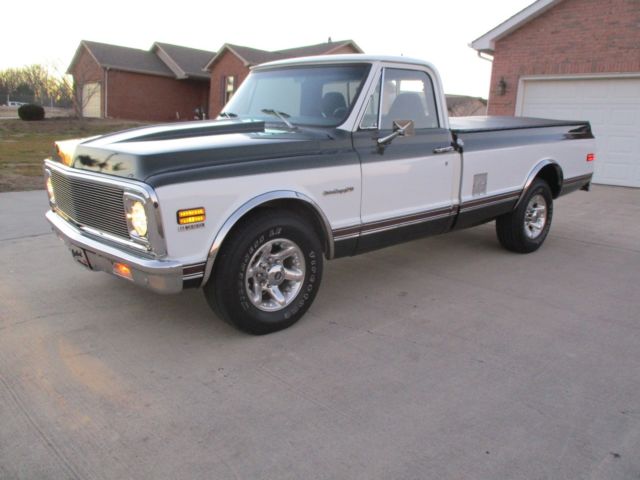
left=1, top=186, right=639, bottom=479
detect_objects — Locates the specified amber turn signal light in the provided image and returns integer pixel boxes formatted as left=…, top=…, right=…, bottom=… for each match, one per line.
left=177, top=207, right=206, bottom=225
left=113, top=262, right=133, bottom=280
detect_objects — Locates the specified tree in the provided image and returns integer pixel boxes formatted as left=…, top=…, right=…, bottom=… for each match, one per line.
left=0, top=64, right=73, bottom=107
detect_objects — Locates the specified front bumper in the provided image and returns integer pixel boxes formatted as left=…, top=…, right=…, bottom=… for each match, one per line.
left=46, top=210, right=185, bottom=294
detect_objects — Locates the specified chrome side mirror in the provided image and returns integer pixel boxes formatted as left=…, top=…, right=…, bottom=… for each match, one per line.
left=377, top=120, right=415, bottom=146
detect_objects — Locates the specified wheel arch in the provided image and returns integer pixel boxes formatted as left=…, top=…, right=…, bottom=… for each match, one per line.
left=516, top=159, right=563, bottom=208
left=201, top=191, right=333, bottom=286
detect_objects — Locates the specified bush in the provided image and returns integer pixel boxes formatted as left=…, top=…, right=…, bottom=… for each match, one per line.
left=18, top=104, right=45, bottom=121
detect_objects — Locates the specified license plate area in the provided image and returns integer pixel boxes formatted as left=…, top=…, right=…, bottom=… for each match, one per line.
left=70, top=246, right=92, bottom=269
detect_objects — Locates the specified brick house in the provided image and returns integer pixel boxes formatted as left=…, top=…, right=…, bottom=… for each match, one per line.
left=471, top=0, right=640, bottom=187
left=67, top=40, right=213, bottom=122
left=205, top=40, right=362, bottom=117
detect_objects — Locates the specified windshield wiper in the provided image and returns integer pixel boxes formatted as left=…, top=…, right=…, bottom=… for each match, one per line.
left=261, top=109, right=296, bottom=129
left=219, top=111, right=237, bottom=118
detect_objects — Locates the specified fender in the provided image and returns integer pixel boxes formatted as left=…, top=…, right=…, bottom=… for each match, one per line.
left=201, top=190, right=334, bottom=286
left=515, top=159, right=563, bottom=208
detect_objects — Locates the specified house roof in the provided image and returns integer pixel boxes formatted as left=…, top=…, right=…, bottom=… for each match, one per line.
left=470, top=0, right=564, bottom=54
left=204, top=40, right=362, bottom=70
left=152, top=42, right=214, bottom=80
left=68, top=40, right=175, bottom=77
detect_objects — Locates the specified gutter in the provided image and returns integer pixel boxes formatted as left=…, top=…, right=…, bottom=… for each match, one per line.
left=104, top=67, right=110, bottom=118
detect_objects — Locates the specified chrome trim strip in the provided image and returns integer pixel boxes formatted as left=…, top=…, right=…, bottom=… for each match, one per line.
left=333, top=233, right=360, bottom=241
left=459, top=191, right=521, bottom=213
left=360, top=212, right=452, bottom=236
left=377, top=68, right=385, bottom=131
left=515, top=159, right=563, bottom=208
left=201, top=190, right=334, bottom=287
left=183, top=273, right=205, bottom=281
left=563, top=173, right=593, bottom=185
left=80, top=224, right=153, bottom=255
left=332, top=206, right=455, bottom=239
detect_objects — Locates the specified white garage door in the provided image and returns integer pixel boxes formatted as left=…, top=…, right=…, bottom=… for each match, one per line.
left=518, top=77, right=640, bottom=187
left=82, top=82, right=101, bottom=118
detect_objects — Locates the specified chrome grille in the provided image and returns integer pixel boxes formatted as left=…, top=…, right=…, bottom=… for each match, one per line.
left=50, top=169, right=130, bottom=240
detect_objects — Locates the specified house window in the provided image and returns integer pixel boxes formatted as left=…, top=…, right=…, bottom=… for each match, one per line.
left=223, top=76, right=236, bottom=104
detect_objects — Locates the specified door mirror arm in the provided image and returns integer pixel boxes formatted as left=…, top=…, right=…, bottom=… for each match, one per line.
left=376, top=120, right=415, bottom=149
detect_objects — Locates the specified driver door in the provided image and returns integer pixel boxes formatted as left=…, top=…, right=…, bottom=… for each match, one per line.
left=352, top=67, right=460, bottom=252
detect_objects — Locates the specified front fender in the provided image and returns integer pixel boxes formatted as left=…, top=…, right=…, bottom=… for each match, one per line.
left=201, top=190, right=334, bottom=286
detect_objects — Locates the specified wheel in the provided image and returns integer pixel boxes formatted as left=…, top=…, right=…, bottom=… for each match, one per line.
left=496, top=178, right=553, bottom=253
left=204, top=210, right=324, bottom=335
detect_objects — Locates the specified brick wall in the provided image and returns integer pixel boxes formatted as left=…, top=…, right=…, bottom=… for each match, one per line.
left=208, top=51, right=251, bottom=117
left=71, top=48, right=105, bottom=115
left=106, top=70, right=209, bottom=122
left=488, top=0, right=640, bottom=115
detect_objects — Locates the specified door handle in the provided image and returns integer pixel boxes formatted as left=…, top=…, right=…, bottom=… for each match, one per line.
left=433, top=146, right=455, bottom=154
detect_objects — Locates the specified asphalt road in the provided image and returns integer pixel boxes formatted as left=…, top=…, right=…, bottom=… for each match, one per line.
left=1, top=186, right=639, bottom=479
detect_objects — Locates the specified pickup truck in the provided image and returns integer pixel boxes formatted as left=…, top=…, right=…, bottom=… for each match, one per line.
left=45, top=54, right=595, bottom=334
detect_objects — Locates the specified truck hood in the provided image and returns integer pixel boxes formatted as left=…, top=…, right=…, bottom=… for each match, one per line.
left=61, top=119, right=352, bottom=187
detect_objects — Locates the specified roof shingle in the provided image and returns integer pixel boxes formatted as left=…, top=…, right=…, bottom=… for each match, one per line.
left=153, top=42, right=215, bottom=80
left=76, top=40, right=174, bottom=77
left=207, top=40, right=362, bottom=70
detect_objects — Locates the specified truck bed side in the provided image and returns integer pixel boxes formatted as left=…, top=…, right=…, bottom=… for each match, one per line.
left=450, top=116, right=595, bottom=229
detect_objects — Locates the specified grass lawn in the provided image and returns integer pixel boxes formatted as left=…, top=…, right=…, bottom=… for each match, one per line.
left=0, top=118, right=147, bottom=192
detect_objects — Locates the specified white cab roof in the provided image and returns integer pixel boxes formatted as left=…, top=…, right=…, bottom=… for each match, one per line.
left=254, top=54, right=438, bottom=72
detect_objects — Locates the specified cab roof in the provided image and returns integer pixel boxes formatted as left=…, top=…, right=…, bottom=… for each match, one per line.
left=254, top=54, right=437, bottom=72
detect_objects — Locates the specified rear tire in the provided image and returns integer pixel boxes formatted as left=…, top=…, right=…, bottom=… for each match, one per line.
left=204, top=210, right=323, bottom=335
left=496, top=179, right=553, bottom=253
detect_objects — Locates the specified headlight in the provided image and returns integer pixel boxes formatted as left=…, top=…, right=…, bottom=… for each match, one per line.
left=124, top=194, right=149, bottom=239
left=127, top=201, right=148, bottom=237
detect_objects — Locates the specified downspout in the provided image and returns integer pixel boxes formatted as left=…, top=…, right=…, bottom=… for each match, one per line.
left=476, top=51, right=494, bottom=113
left=104, top=67, right=110, bottom=119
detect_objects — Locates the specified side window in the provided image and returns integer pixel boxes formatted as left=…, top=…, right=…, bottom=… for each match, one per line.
left=380, top=69, right=439, bottom=130
left=359, top=76, right=381, bottom=129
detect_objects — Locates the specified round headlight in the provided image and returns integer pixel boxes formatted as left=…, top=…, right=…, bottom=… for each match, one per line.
left=127, top=201, right=148, bottom=237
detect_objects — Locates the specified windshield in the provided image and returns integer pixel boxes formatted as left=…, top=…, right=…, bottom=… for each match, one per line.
left=221, top=64, right=371, bottom=127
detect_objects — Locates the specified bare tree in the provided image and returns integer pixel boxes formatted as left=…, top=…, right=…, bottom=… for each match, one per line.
left=0, top=64, right=72, bottom=107
left=66, top=62, right=102, bottom=120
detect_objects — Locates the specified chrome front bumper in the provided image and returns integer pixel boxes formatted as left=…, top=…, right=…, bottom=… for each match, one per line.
left=46, top=210, right=185, bottom=294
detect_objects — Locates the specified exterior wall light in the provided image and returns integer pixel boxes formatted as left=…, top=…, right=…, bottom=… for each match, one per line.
left=497, top=77, right=507, bottom=96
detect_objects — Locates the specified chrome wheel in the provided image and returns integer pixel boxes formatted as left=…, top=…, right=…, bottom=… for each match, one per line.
left=245, top=238, right=306, bottom=312
left=524, top=194, right=547, bottom=239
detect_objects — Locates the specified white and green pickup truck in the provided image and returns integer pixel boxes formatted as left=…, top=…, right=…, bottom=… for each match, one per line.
left=45, top=54, right=595, bottom=334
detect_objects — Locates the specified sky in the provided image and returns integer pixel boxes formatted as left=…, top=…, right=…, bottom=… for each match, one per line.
left=0, top=0, right=534, bottom=98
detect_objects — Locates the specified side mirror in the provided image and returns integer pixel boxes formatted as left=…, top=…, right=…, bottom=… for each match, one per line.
left=377, top=120, right=415, bottom=146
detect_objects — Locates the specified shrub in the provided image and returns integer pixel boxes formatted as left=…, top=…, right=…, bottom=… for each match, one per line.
left=18, top=104, right=45, bottom=121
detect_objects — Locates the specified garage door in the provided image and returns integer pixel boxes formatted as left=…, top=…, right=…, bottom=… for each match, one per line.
left=518, top=77, right=640, bottom=187
left=82, top=82, right=101, bottom=118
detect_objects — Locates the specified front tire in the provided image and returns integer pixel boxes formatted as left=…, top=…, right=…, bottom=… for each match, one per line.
left=204, top=210, right=324, bottom=335
left=496, top=179, right=553, bottom=253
